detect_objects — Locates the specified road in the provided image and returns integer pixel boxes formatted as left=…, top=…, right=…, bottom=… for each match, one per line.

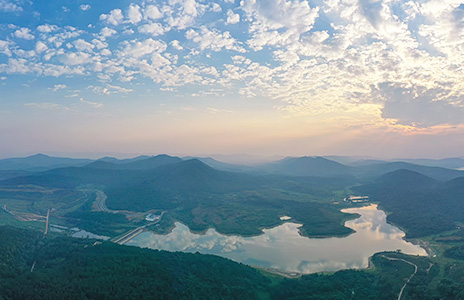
left=380, top=255, right=418, bottom=300
left=111, top=212, right=165, bottom=245
left=94, top=190, right=110, bottom=212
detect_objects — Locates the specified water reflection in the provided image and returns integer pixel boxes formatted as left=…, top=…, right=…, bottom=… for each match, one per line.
left=128, top=204, right=426, bottom=274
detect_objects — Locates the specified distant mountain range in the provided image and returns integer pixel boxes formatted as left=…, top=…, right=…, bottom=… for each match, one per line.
left=1, top=153, right=464, bottom=182
left=0, top=154, right=93, bottom=171
left=2, top=153, right=464, bottom=239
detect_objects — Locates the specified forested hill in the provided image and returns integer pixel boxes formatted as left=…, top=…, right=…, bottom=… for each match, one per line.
left=355, top=169, right=464, bottom=237
left=1, top=226, right=462, bottom=300
left=0, top=226, right=269, bottom=300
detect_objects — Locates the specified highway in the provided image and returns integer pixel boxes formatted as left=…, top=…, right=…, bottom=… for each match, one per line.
left=95, top=190, right=110, bottom=212
left=111, top=212, right=165, bottom=245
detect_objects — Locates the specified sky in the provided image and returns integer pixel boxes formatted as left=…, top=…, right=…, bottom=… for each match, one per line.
left=1, top=0, right=464, bottom=159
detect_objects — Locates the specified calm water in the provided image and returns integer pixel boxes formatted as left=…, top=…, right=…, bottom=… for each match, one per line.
left=128, top=204, right=426, bottom=274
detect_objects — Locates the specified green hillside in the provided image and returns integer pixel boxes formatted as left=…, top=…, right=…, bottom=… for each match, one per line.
left=355, top=169, right=464, bottom=237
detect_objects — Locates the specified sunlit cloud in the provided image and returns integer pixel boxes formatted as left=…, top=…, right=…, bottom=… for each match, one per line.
left=1, top=0, right=464, bottom=157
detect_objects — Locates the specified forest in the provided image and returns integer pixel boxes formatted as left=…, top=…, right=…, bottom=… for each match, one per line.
left=2, top=225, right=464, bottom=300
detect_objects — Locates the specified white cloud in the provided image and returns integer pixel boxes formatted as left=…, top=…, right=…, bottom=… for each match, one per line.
left=0, top=40, right=12, bottom=56
left=2, top=0, right=464, bottom=130
left=14, top=28, right=35, bottom=40
left=138, top=22, right=165, bottom=36
left=0, top=0, right=22, bottom=12
left=99, top=27, right=117, bottom=39
left=80, top=4, right=91, bottom=11
left=127, top=4, right=143, bottom=24
left=60, top=52, right=92, bottom=65
left=144, top=5, right=163, bottom=19
left=24, top=102, right=62, bottom=110
left=210, top=3, right=222, bottom=12
left=186, top=26, right=245, bottom=52
left=170, top=40, right=183, bottom=50
left=100, top=9, right=124, bottom=26
left=164, top=0, right=207, bottom=29
left=123, top=28, right=135, bottom=35
left=226, top=9, right=240, bottom=24
left=119, top=38, right=167, bottom=58
left=91, top=39, right=108, bottom=49
left=37, top=24, right=59, bottom=33
left=101, top=48, right=112, bottom=56
left=73, top=39, right=95, bottom=52
left=79, top=97, right=103, bottom=108
left=241, top=0, right=319, bottom=50
left=13, top=49, right=35, bottom=58
left=35, top=41, right=48, bottom=53
left=89, top=84, right=133, bottom=95
left=51, top=84, right=67, bottom=91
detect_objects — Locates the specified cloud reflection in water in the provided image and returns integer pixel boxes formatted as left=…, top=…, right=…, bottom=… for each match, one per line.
left=128, top=204, right=426, bottom=274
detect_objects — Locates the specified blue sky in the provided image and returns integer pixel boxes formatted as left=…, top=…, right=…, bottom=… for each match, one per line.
left=1, top=0, right=464, bottom=159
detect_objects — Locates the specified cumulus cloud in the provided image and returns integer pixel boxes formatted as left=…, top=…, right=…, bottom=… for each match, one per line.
left=89, top=84, right=133, bottom=95
left=2, top=0, right=464, bottom=130
left=35, top=41, right=48, bottom=53
left=144, top=5, right=163, bottom=19
left=186, top=26, right=245, bottom=52
left=51, top=84, right=67, bottom=91
left=99, top=27, right=117, bottom=39
left=73, top=39, right=95, bottom=52
left=210, top=3, right=222, bottom=12
left=226, top=9, right=240, bottom=24
left=241, top=0, right=319, bottom=50
left=127, top=4, right=143, bottom=24
left=170, top=40, right=183, bottom=50
left=0, top=0, right=22, bottom=12
left=100, top=9, right=124, bottom=26
left=118, top=38, right=167, bottom=58
left=164, top=0, right=207, bottom=29
left=138, top=22, right=165, bottom=36
left=60, top=52, right=92, bottom=65
left=37, top=24, right=59, bottom=33
left=0, top=40, right=12, bottom=56
left=14, top=28, right=34, bottom=40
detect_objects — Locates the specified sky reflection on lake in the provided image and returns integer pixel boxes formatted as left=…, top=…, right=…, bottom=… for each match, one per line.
left=128, top=204, right=426, bottom=274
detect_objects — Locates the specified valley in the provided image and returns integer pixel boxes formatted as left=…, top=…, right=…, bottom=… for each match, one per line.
left=2, top=153, right=464, bottom=299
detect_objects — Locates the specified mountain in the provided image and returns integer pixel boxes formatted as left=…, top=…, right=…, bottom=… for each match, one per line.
left=261, top=156, right=353, bottom=177
left=0, top=226, right=269, bottom=300
left=183, top=156, right=254, bottom=173
left=98, top=155, right=152, bottom=164
left=118, top=154, right=182, bottom=170
left=357, top=169, right=438, bottom=196
left=0, top=170, right=32, bottom=181
left=0, top=154, right=93, bottom=171
left=322, top=155, right=379, bottom=165
left=84, top=154, right=182, bottom=171
left=354, top=161, right=464, bottom=181
left=84, top=160, right=121, bottom=170
left=347, top=159, right=388, bottom=166
left=354, top=170, right=464, bottom=237
left=395, top=157, right=464, bottom=170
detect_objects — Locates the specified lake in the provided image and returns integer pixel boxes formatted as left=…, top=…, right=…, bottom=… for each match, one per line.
left=127, top=204, right=426, bottom=274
